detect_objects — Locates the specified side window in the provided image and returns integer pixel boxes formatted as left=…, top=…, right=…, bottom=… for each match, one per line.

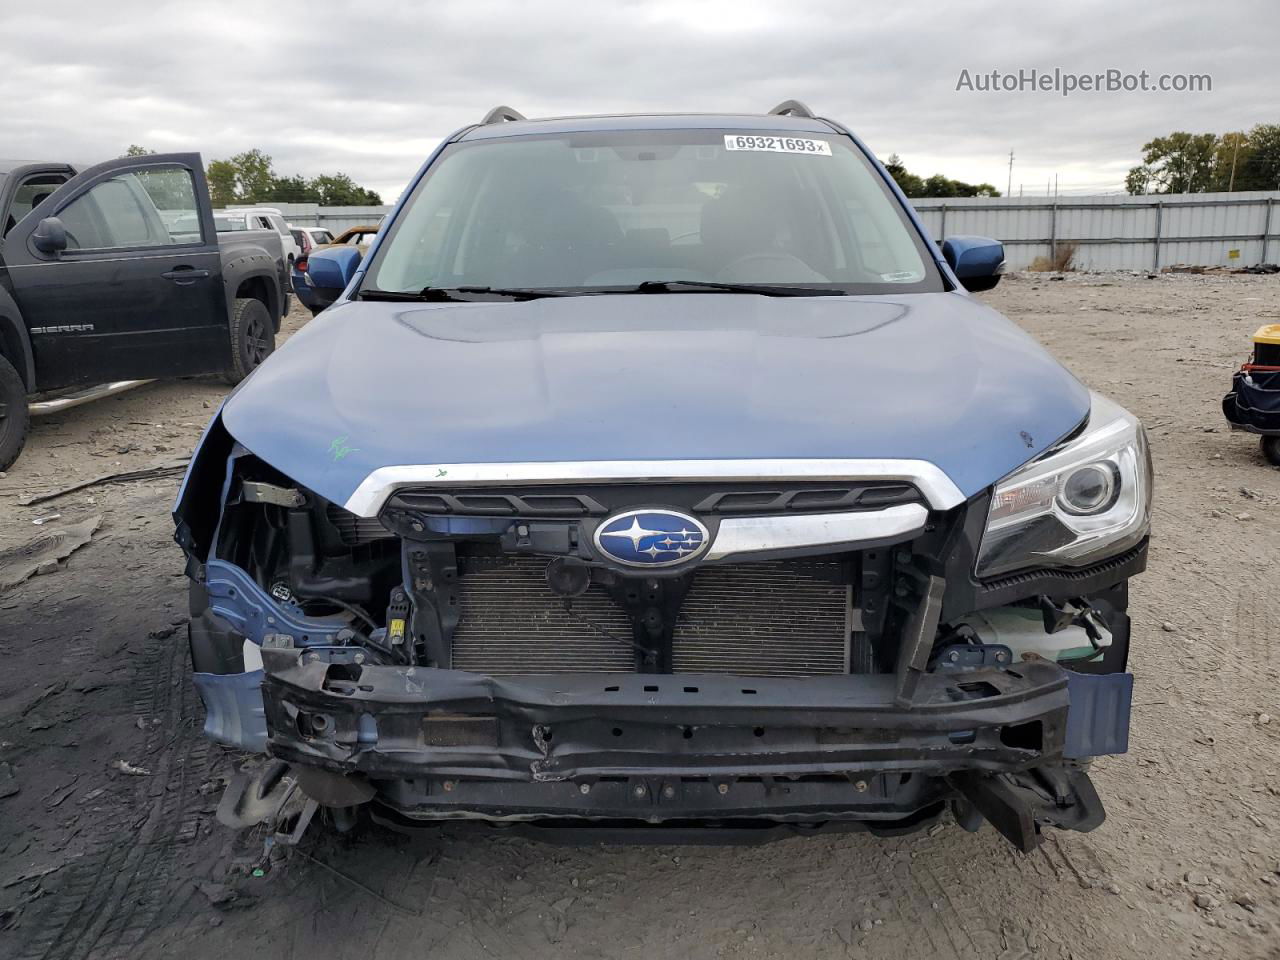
left=255, top=216, right=272, bottom=230
left=57, top=167, right=200, bottom=251
left=135, top=168, right=202, bottom=244
left=3, top=173, right=70, bottom=236
left=269, top=215, right=288, bottom=235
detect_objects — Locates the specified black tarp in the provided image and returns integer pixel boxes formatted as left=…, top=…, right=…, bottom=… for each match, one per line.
left=1223, top=369, right=1280, bottom=432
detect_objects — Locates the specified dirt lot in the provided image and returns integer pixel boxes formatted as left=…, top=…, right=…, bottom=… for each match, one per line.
left=1, top=274, right=1279, bottom=960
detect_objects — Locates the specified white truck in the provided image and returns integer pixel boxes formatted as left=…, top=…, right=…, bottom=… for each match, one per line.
left=220, top=206, right=301, bottom=265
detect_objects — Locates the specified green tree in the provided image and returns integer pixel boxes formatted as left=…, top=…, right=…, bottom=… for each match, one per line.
left=1236, top=123, right=1280, bottom=191
left=202, top=149, right=383, bottom=206
left=884, top=155, right=1000, bottom=198
left=884, top=154, right=925, bottom=197
left=270, top=174, right=316, bottom=203
left=205, top=159, right=238, bottom=207
left=229, top=149, right=276, bottom=202
left=1125, top=132, right=1219, bottom=194
left=1124, top=166, right=1153, bottom=196
left=309, top=173, right=382, bottom=205
left=123, top=146, right=384, bottom=206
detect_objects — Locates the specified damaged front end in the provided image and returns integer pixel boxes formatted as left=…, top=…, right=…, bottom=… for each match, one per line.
left=175, top=405, right=1147, bottom=852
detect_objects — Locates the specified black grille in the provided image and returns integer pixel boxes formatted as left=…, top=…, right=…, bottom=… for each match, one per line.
left=385, top=480, right=921, bottom=518
left=390, top=491, right=606, bottom=517
left=448, top=556, right=851, bottom=677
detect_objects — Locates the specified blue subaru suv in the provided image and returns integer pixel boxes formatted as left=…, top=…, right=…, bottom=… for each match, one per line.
left=175, top=102, right=1150, bottom=851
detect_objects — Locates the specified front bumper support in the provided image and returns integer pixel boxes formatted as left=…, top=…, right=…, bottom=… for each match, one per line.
left=261, top=646, right=1079, bottom=789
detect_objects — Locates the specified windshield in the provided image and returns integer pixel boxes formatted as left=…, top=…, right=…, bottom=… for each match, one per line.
left=365, top=128, right=941, bottom=296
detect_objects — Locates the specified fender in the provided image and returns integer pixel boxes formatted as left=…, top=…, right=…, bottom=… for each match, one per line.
left=221, top=252, right=284, bottom=323
left=0, top=285, right=36, bottom=391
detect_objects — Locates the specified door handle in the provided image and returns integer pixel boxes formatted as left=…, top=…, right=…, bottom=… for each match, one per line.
left=162, top=267, right=210, bottom=283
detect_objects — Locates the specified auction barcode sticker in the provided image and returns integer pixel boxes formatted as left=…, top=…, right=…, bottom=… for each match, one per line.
left=724, top=135, right=832, bottom=155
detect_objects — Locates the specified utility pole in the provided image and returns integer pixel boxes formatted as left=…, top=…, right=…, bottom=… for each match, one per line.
left=1054, top=173, right=1059, bottom=197
left=1228, top=132, right=1241, bottom=192
left=1007, top=149, right=1014, bottom=197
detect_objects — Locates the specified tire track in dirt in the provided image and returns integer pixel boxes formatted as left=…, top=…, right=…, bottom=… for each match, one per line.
left=16, top=626, right=211, bottom=960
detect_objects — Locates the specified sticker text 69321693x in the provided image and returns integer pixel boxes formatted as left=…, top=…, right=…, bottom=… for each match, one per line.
left=723, top=135, right=832, bottom=155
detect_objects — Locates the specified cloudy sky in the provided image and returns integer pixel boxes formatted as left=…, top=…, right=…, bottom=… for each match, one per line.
left=1, top=0, right=1276, bottom=202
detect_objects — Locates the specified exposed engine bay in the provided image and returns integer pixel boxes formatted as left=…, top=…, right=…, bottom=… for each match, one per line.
left=178, top=438, right=1142, bottom=851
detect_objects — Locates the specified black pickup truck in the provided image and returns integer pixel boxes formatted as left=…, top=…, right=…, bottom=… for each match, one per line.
left=0, top=152, right=289, bottom=469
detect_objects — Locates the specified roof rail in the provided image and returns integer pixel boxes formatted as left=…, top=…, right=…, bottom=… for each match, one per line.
left=481, top=105, right=527, bottom=125
left=768, top=99, right=815, bottom=119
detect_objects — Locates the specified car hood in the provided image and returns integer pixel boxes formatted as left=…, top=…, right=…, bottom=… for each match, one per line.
left=221, top=292, right=1089, bottom=513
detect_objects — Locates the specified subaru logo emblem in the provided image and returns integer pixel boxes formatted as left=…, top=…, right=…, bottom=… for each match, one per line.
left=593, top=509, right=711, bottom=568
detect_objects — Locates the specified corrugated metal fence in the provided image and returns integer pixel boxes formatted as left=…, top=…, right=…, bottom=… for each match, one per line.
left=910, top=191, right=1280, bottom=271
left=269, top=191, right=1280, bottom=272
left=267, top=202, right=393, bottom=233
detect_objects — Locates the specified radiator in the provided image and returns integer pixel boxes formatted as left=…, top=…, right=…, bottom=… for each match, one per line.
left=450, top=556, right=850, bottom=676
left=451, top=556, right=636, bottom=674
left=672, top=560, right=851, bottom=676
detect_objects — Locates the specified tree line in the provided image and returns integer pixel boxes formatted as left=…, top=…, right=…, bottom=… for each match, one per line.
left=1125, top=124, right=1280, bottom=195
left=882, top=154, right=1001, bottom=198
left=124, top=145, right=383, bottom=206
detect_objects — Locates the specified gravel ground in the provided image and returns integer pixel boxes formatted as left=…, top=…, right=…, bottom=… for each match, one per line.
left=1, top=273, right=1278, bottom=960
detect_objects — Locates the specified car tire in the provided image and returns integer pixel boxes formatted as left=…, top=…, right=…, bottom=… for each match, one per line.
left=0, top=353, right=29, bottom=471
left=1261, top=435, right=1280, bottom=466
left=223, top=297, right=276, bottom=385
left=308, top=306, right=324, bottom=318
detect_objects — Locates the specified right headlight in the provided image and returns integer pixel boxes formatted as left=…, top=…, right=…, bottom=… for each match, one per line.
left=975, top=392, right=1152, bottom=578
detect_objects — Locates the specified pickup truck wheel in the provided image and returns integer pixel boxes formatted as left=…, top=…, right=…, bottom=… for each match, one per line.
left=0, top=354, right=30, bottom=471
left=1261, top=435, right=1280, bottom=466
left=223, top=297, right=276, bottom=385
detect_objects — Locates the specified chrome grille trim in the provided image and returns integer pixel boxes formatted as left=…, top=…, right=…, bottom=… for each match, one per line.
left=344, top=459, right=964, bottom=517
left=707, top=504, right=927, bottom=561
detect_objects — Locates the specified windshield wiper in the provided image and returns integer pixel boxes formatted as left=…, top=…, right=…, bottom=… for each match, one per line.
left=630, top=279, right=845, bottom=297
left=360, top=288, right=449, bottom=301
left=361, top=286, right=576, bottom=302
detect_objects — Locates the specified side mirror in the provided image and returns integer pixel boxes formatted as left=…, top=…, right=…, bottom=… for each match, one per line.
left=32, top=216, right=68, bottom=255
left=942, top=235, right=1005, bottom=292
left=304, top=246, right=362, bottom=308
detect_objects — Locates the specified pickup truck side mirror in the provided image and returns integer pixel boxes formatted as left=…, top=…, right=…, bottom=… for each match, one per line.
left=32, top=216, right=68, bottom=254
left=304, top=246, right=363, bottom=309
left=942, top=235, right=1005, bottom=292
